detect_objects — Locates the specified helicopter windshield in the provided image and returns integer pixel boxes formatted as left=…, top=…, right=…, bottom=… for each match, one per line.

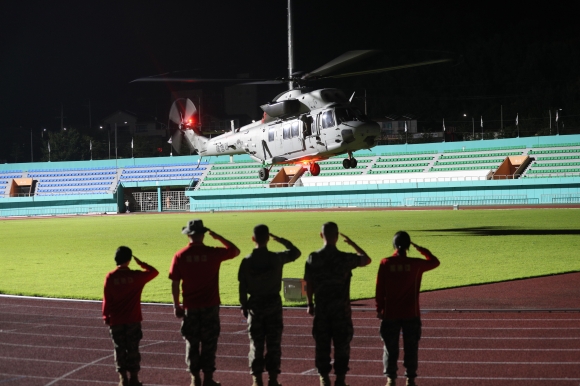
left=334, top=107, right=367, bottom=124
left=321, top=110, right=335, bottom=129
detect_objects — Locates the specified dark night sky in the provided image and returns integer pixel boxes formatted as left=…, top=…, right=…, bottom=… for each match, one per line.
left=0, top=0, right=577, bottom=132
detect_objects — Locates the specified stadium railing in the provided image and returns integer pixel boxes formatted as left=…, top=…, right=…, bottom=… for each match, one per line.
left=404, top=196, right=539, bottom=206
left=0, top=204, right=118, bottom=217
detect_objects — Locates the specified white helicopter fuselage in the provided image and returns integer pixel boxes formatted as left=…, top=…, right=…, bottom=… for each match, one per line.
left=183, top=88, right=380, bottom=167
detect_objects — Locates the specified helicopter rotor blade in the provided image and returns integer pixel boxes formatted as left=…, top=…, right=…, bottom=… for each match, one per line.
left=183, top=99, right=197, bottom=121
left=302, top=50, right=379, bottom=80
left=169, top=101, right=183, bottom=125
left=184, top=132, right=196, bottom=154
left=319, top=58, right=452, bottom=80
left=170, top=129, right=182, bottom=155
left=131, top=77, right=271, bottom=83
left=169, top=98, right=198, bottom=125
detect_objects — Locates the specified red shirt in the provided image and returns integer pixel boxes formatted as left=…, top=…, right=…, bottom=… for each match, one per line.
left=102, top=265, right=159, bottom=325
left=375, top=248, right=440, bottom=319
left=168, top=243, right=238, bottom=309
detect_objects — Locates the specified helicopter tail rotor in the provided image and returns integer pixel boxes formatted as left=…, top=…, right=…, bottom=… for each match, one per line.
left=168, top=98, right=199, bottom=154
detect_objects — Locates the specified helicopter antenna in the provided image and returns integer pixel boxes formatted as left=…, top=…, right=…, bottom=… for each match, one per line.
left=287, top=0, right=294, bottom=90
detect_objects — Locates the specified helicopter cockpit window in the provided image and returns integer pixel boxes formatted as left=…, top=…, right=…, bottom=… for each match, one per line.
left=335, top=107, right=367, bottom=124
left=291, top=121, right=300, bottom=138
left=321, top=110, right=335, bottom=129
left=283, top=124, right=291, bottom=139
left=268, top=127, right=275, bottom=142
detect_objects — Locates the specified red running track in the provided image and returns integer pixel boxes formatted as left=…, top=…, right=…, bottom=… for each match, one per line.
left=1, top=272, right=579, bottom=386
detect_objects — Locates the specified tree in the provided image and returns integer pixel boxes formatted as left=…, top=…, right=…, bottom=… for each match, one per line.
left=41, top=128, right=91, bottom=161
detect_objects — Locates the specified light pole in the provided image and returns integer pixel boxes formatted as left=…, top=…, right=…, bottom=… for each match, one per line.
left=556, top=109, right=562, bottom=135
left=463, top=114, right=474, bottom=140
left=100, top=126, right=110, bottom=159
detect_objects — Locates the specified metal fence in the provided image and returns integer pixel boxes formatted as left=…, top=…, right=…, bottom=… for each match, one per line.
left=541, top=194, right=580, bottom=204
left=162, top=191, right=189, bottom=211
left=404, top=195, right=539, bottom=207
left=190, top=198, right=394, bottom=212
left=0, top=205, right=118, bottom=217
left=130, top=191, right=189, bottom=212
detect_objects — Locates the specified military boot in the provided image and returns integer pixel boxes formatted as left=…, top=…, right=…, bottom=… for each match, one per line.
left=319, top=374, right=331, bottom=386
left=191, top=372, right=202, bottom=386
left=386, top=378, right=397, bottom=386
left=335, top=373, right=349, bottom=386
left=406, top=378, right=416, bottom=386
left=203, top=372, right=221, bottom=386
left=118, top=372, right=129, bottom=386
left=252, top=374, right=264, bottom=386
left=129, top=372, right=142, bottom=386
left=267, top=373, right=281, bottom=386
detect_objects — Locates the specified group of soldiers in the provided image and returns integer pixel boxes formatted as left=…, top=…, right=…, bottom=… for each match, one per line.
left=102, top=219, right=440, bottom=386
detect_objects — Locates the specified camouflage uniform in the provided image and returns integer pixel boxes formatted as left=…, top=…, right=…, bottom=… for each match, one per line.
left=247, top=296, right=284, bottom=375
left=238, top=239, right=300, bottom=377
left=181, top=306, right=221, bottom=375
left=304, top=245, right=366, bottom=377
left=108, top=322, right=143, bottom=374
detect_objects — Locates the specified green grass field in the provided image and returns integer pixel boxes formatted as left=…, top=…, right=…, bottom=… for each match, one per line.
left=1, top=209, right=579, bottom=305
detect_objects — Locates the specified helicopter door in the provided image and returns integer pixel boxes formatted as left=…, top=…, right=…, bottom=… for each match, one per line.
left=282, top=121, right=305, bottom=154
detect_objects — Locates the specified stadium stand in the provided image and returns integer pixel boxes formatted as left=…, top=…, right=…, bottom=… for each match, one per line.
left=524, top=145, right=580, bottom=178
left=1, top=135, right=580, bottom=215
left=29, top=167, right=118, bottom=196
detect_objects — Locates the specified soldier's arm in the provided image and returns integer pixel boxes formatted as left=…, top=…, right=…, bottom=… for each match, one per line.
left=375, top=261, right=386, bottom=319
left=102, top=279, right=111, bottom=325
left=238, top=262, right=249, bottom=319
left=340, top=233, right=371, bottom=266
left=171, top=280, right=185, bottom=318
left=306, top=279, right=315, bottom=316
left=133, top=256, right=159, bottom=281
left=304, top=259, right=315, bottom=316
left=270, top=233, right=301, bottom=263
left=412, top=242, right=440, bottom=269
left=208, top=229, right=241, bottom=258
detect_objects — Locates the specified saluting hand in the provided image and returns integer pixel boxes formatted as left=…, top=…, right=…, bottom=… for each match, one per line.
left=411, top=242, right=428, bottom=253
left=340, top=233, right=355, bottom=246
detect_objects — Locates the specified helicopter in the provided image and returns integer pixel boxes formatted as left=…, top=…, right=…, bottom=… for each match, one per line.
left=134, top=49, right=450, bottom=181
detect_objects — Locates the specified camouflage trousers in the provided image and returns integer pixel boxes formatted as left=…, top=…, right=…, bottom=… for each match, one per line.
left=181, top=306, right=221, bottom=375
left=108, top=322, right=143, bottom=374
left=380, top=317, right=422, bottom=379
left=312, top=304, right=354, bottom=376
left=247, top=296, right=284, bottom=376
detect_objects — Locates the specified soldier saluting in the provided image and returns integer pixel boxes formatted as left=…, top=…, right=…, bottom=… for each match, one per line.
left=304, top=222, right=372, bottom=386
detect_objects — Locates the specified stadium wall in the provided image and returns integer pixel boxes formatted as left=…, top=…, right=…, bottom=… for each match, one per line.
left=187, top=176, right=580, bottom=211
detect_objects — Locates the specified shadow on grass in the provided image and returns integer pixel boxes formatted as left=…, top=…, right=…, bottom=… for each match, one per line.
left=424, top=226, right=580, bottom=236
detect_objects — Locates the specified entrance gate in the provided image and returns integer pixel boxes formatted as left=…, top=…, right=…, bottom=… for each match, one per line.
left=130, top=191, right=189, bottom=212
